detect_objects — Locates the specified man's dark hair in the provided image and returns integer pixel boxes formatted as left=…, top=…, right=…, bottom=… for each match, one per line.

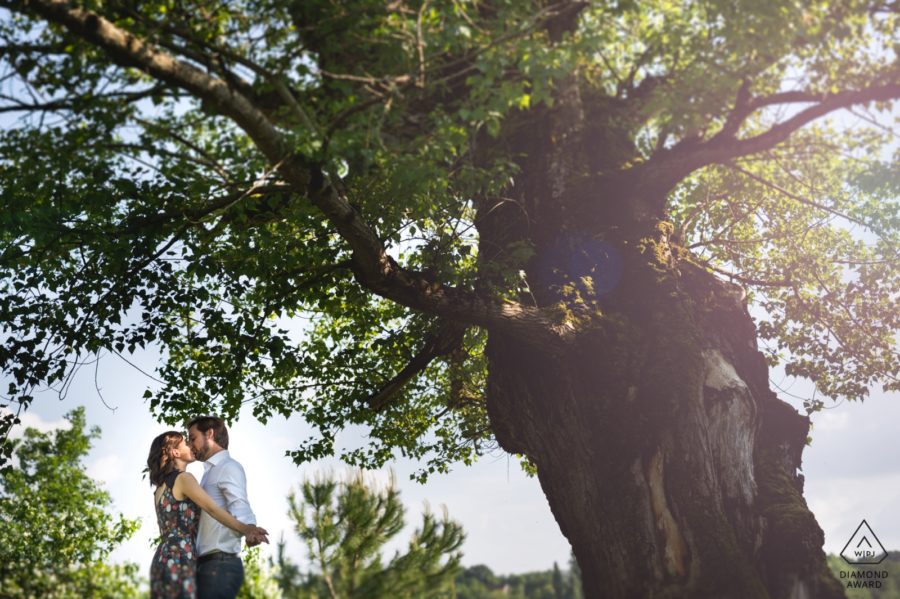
left=187, top=415, right=229, bottom=449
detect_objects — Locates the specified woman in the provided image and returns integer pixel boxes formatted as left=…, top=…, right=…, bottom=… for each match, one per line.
left=146, top=431, right=267, bottom=598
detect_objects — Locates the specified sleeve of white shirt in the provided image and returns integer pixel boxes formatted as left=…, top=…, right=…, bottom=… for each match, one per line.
left=219, top=460, right=257, bottom=525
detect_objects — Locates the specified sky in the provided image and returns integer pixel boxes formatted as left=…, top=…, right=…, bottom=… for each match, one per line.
left=6, top=337, right=900, bottom=581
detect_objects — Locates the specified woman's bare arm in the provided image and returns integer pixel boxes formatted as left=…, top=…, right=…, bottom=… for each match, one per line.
left=174, top=472, right=268, bottom=538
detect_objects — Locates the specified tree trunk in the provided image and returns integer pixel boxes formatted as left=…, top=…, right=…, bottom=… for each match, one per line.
left=483, top=222, right=844, bottom=598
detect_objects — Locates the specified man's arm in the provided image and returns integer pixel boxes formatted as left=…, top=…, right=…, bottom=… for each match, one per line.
left=218, top=459, right=268, bottom=546
left=218, top=460, right=255, bottom=522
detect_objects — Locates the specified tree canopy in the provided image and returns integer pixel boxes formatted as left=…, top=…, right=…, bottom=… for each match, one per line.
left=0, top=0, right=897, bottom=472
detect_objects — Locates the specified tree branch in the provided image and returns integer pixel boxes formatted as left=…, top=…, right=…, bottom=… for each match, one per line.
left=725, top=82, right=900, bottom=159
left=0, top=85, right=170, bottom=114
left=366, top=322, right=466, bottom=412
left=622, top=80, right=900, bottom=213
left=122, top=9, right=315, bottom=129
left=726, top=164, right=873, bottom=231
left=10, top=0, right=577, bottom=346
left=705, top=264, right=794, bottom=288
left=117, top=184, right=293, bottom=233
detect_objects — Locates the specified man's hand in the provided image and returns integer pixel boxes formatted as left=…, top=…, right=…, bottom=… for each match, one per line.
left=245, top=526, right=270, bottom=547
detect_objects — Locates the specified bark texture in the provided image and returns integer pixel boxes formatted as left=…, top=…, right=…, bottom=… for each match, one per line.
left=485, top=236, right=844, bottom=598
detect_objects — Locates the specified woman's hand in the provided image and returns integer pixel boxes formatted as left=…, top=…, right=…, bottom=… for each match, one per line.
left=244, top=525, right=269, bottom=546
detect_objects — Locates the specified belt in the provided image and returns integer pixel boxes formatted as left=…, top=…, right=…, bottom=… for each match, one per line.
left=198, top=551, right=239, bottom=564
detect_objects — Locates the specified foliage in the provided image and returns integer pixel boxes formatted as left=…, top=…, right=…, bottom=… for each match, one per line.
left=279, top=471, right=463, bottom=598
left=0, top=0, right=897, bottom=472
left=240, top=546, right=285, bottom=599
left=270, top=535, right=306, bottom=599
left=0, top=407, right=143, bottom=598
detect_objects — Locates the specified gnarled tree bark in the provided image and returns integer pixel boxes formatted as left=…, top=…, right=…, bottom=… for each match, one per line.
left=484, top=229, right=843, bottom=597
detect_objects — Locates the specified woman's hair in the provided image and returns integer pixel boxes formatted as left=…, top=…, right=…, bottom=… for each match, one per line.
left=147, top=431, right=184, bottom=487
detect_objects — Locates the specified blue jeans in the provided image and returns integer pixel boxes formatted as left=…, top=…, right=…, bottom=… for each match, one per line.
left=197, top=553, right=244, bottom=599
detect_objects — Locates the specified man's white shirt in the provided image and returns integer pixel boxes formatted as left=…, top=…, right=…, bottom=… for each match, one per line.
left=196, top=449, right=256, bottom=556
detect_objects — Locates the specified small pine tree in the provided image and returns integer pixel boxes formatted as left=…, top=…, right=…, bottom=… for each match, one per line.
left=269, top=534, right=305, bottom=597
left=286, top=471, right=464, bottom=599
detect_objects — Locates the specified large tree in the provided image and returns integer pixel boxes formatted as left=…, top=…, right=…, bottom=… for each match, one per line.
left=0, top=1, right=897, bottom=596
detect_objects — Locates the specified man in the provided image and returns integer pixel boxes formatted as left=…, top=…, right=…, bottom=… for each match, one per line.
left=187, top=416, right=268, bottom=599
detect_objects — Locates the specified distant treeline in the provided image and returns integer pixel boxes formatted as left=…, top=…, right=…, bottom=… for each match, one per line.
left=453, top=561, right=582, bottom=599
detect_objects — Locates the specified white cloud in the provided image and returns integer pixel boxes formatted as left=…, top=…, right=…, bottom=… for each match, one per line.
left=87, top=454, right=126, bottom=485
left=1, top=408, right=71, bottom=439
left=811, top=410, right=850, bottom=433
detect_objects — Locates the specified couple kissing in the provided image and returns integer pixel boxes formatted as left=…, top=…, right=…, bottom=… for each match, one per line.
left=147, top=416, right=269, bottom=599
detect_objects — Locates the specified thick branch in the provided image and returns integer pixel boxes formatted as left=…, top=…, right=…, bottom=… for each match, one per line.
left=366, top=322, right=466, bottom=412
left=725, top=82, right=900, bottom=158
left=618, top=80, right=900, bottom=215
left=11, top=0, right=575, bottom=345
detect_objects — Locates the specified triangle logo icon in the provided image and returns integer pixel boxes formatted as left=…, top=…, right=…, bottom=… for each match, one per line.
left=841, top=520, right=887, bottom=565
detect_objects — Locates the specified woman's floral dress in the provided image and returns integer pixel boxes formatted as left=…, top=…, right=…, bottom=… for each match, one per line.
left=150, top=470, right=201, bottom=598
